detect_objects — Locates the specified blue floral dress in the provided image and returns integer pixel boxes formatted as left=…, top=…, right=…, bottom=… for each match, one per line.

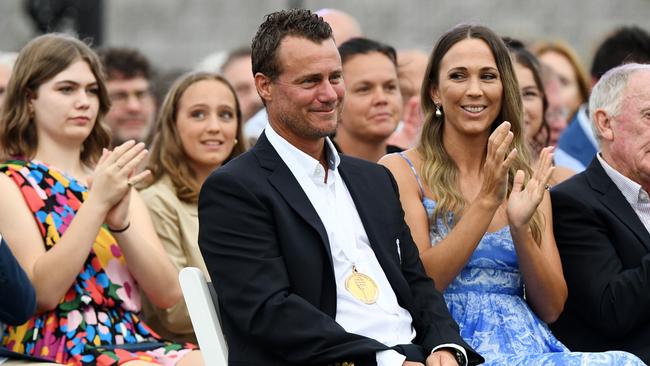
left=398, top=153, right=645, bottom=365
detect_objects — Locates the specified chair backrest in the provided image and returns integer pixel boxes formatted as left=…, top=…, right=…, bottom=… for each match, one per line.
left=179, top=267, right=228, bottom=366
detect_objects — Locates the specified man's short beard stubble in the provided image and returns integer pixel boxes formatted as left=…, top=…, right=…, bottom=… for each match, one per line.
left=279, top=105, right=342, bottom=140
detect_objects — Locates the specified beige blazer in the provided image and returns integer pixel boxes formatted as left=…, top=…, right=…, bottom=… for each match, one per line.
left=139, top=175, right=208, bottom=343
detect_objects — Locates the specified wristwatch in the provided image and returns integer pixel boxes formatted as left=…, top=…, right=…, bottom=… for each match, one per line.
left=452, top=348, right=466, bottom=366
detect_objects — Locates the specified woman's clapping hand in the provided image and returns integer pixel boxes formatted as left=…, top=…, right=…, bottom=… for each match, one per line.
left=478, top=121, right=518, bottom=209
left=507, top=146, right=554, bottom=229
left=87, top=140, right=151, bottom=230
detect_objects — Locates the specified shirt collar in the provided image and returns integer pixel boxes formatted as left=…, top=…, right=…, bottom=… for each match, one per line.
left=597, top=153, right=649, bottom=204
left=264, top=125, right=340, bottom=177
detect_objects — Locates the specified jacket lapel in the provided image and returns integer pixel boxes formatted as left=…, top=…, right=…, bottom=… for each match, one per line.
left=587, top=158, right=650, bottom=251
left=252, top=133, right=333, bottom=264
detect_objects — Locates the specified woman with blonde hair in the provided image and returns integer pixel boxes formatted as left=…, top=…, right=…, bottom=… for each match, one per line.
left=0, top=33, right=202, bottom=365
left=140, top=71, right=243, bottom=342
left=380, top=24, right=642, bottom=364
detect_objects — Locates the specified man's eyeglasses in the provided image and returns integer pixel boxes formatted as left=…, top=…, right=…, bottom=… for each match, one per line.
left=109, top=89, right=152, bottom=106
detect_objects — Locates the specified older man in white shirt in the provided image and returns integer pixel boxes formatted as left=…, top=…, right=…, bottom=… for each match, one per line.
left=551, top=63, right=650, bottom=363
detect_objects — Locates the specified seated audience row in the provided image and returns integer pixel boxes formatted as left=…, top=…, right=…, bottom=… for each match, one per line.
left=1, top=9, right=650, bottom=366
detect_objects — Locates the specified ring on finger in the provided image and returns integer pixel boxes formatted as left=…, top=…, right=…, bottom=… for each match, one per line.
left=127, top=179, right=134, bottom=188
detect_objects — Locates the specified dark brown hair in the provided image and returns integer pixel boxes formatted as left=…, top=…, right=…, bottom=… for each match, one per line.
left=97, top=47, right=153, bottom=81
left=251, top=9, right=332, bottom=81
left=338, top=37, right=397, bottom=67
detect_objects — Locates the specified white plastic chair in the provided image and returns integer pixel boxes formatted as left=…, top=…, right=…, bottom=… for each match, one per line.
left=179, top=267, right=228, bottom=366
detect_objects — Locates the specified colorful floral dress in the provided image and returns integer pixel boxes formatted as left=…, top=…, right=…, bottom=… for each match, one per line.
left=0, top=160, right=196, bottom=366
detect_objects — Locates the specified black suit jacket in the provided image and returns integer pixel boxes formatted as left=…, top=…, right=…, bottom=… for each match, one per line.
left=0, top=236, right=36, bottom=325
left=198, top=133, right=482, bottom=366
left=551, top=157, right=650, bottom=363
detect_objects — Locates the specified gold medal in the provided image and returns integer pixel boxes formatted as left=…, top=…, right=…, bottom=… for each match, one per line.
left=345, top=265, right=379, bottom=304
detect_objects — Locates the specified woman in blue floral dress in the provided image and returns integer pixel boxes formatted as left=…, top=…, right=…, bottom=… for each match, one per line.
left=380, top=24, right=644, bottom=365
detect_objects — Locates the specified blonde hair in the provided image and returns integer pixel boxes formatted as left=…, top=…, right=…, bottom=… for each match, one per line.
left=418, top=24, right=543, bottom=244
left=0, top=33, right=111, bottom=164
left=146, top=71, right=244, bottom=203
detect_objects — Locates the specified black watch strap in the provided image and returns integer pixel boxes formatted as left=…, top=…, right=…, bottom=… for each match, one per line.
left=453, top=348, right=466, bottom=366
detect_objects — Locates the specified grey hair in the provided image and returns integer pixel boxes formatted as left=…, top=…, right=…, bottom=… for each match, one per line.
left=589, top=63, right=650, bottom=140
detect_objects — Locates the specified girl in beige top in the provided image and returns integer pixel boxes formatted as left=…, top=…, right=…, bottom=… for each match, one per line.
left=140, top=72, right=244, bottom=343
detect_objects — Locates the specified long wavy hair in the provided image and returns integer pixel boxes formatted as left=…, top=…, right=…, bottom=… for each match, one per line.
left=418, top=24, right=543, bottom=245
left=146, top=72, right=244, bottom=203
left=0, top=33, right=111, bottom=164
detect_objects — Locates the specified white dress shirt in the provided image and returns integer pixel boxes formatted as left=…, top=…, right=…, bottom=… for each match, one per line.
left=598, top=153, right=650, bottom=233
left=265, top=126, right=467, bottom=365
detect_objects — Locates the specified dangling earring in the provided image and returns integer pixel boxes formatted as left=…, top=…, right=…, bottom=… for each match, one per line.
left=435, top=104, right=443, bottom=118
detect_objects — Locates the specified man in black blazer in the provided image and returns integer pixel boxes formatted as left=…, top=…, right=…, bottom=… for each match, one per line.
left=551, top=63, right=650, bottom=363
left=198, top=9, right=482, bottom=366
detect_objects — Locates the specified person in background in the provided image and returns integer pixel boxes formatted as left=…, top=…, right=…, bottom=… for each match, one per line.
left=140, top=72, right=244, bottom=343
left=555, top=26, right=650, bottom=172
left=538, top=66, right=570, bottom=147
left=334, top=37, right=403, bottom=162
left=380, top=24, right=643, bottom=365
left=533, top=40, right=590, bottom=122
left=504, top=38, right=574, bottom=184
left=315, top=8, right=362, bottom=45
left=551, top=63, right=650, bottom=364
left=0, top=33, right=202, bottom=366
left=220, top=47, right=263, bottom=124
left=535, top=64, right=588, bottom=174
left=387, top=49, right=429, bottom=150
left=98, top=47, right=157, bottom=146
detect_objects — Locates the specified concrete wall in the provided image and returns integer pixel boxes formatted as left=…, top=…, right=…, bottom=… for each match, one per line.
left=1, top=0, right=649, bottom=73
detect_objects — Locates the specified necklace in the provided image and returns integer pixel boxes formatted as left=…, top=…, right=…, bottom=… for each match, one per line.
left=344, top=265, right=379, bottom=304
